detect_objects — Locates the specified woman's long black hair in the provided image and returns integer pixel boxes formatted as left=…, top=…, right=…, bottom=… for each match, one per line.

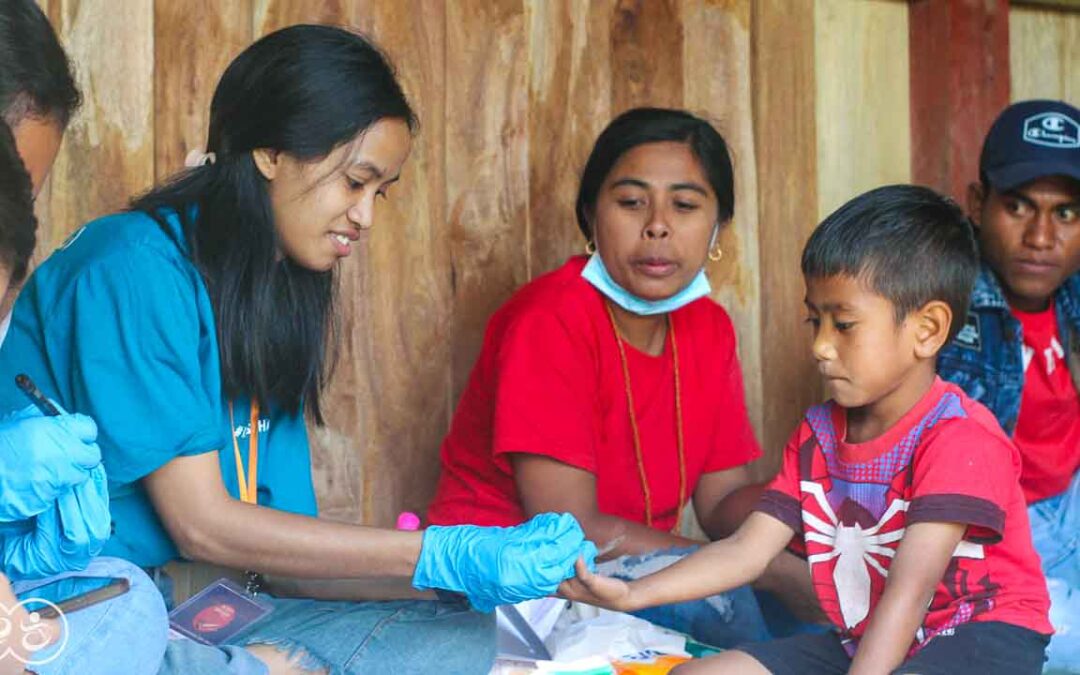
left=132, top=25, right=416, bottom=424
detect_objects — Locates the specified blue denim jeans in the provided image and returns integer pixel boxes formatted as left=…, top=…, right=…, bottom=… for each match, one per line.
left=1029, top=469, right=1080, bottom=672
left=154, top=571, right=495, bottom=675
left=10, top=557, right=169, bottom=675
left=599, top=546, right=771, bottom=648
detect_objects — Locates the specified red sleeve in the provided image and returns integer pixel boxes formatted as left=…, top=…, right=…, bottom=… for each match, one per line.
left=754, top=421, right=809, bottom=533
left=702, top=308, right=763, bottom=472
left=908, top=418, right=1012, bottom=544
left=490, top=307, right=598, bottom=473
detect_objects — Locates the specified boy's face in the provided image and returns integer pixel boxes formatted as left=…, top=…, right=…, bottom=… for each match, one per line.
left=804, top=274, right=923, bottom=410
left=969, top=175, right=1080, bottom=313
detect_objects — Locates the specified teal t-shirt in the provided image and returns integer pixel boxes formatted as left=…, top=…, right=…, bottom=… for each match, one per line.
left=0, top=210, right=318, bottom=567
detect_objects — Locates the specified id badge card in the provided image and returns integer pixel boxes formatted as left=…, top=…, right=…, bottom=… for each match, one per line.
left=168, top=578, right=274, bottom=645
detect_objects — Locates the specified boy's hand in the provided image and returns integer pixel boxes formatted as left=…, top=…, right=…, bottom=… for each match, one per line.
left=557, top=556, right=637, bottom=612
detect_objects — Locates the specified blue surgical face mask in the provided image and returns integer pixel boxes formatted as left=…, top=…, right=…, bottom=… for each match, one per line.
left=581, top=254, right=711, bottom=316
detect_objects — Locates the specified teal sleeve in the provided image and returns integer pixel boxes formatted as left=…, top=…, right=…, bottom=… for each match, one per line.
left=65, top=251, right=226, bottom=485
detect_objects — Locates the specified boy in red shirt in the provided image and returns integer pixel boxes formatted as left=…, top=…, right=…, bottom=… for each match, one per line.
left=562, top=185, right=1052, bottom=674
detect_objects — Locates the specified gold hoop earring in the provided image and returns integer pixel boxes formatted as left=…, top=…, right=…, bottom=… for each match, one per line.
left=708, top=245, right=723, bottom=262
left=585, top=240, right=597, bottom=255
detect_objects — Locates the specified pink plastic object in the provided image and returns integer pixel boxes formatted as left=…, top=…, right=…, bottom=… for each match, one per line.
left=396, top=511, right=421, bottom=531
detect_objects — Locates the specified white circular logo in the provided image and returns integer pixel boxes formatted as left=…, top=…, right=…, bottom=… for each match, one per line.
left=0, top=597, right=69, bottom=666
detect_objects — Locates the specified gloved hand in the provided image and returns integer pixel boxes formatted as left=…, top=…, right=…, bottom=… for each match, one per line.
left=1, top=464, right=110, bottom=580
left=413, top=512, right=598, bottom=613
left=0, top=405, right=101, bottom=522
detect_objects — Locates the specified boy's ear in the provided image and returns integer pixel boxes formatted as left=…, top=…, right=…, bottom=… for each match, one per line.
left=966, top=182, right=985, bottom=228
left=912, top=300, right=953, bottom=359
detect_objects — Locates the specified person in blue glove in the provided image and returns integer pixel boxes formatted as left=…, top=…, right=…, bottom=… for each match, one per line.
left=0, top=25, right=596, bottom=675
left=0, top=4, right=171, bottom=674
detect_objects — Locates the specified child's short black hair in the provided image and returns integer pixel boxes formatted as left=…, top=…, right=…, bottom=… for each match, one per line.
left=0, top=0, right=80, bottom=126
left=801, top=185, right=977, bottom=342
left=0, top=122, right=37, bottom=283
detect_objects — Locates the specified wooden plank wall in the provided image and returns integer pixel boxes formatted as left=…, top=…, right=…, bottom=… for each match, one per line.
left=36, top=0, right=1063, bottom=528
left=1011, top=4, right=1080, bottom=103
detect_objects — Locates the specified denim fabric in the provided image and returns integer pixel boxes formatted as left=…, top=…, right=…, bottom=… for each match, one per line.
left=1030, top=469, right=1080, bottom=672
left=598, top=546, right=771, bottom=648
left=231, top=595, right=495, bottom=675
left=10, top=557, right=169, bottom=675
left=938, top=264, right=1080, bottom=434
left=150, top=568, right=495, bottom=675
left=159, top=642, right=268, bottom=675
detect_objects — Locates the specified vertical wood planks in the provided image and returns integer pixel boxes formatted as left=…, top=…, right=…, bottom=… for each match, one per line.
left=153, top=1, right=252, bottom=181
left=681, top=0, right=763, bottom=439
left=752, top=0, right=820, bottom=477
left=1010, top=5, right=1080, bottom=103
left=253, top=0, right=354, bottom=35
left=40, top=0, right=155, bottom=248
left=909, top=0, right=1010, bottom=202
left=815, top=0, right=912, bottom=220
left=526, top=0, right=615, bottom=277
left=610, top=0, right=683, bottom=112
left=446, top=0, right=530, bottom=402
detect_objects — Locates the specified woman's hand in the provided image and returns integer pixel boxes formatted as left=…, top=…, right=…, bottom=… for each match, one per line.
left=557, top=556, right=638, bottom=613
left=412, top=512, right=598, bottom=612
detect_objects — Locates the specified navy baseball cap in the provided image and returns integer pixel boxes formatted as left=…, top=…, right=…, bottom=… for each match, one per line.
left=980, top=99, right=1080, bottom=191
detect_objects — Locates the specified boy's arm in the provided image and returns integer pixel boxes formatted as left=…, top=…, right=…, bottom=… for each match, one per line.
left=847, top=521, right=965, bottom=675
left=558, top=511, right=794, bottom=612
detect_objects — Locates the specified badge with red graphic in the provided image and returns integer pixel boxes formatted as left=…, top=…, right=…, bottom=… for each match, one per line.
left=168, top=579, right=272, bottom=645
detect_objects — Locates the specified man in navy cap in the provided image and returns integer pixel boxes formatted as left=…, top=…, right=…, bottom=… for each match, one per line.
left=938, top=99, right=1080, bottom=670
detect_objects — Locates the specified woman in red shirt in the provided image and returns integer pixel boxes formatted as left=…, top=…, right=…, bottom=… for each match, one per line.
left=428, top=108, right=813, bottom=645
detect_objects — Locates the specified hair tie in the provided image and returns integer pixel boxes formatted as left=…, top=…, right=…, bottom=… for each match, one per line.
left=184, top=149, right=217, bottom=168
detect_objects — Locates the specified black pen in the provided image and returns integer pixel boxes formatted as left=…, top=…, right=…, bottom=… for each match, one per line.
left=15, top=374, right=61, bottom=417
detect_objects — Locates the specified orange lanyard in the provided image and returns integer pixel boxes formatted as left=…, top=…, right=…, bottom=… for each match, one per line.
left=228, top=400, right=260, bottom=505
left=604, top=303, right=687, bottom=533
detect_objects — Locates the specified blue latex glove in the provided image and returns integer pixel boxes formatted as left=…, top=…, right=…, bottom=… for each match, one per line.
left=2, top=463, right=110, bottom=580
left=413, top=512, right=598, bottom=613
left=0, top=405, right=101, bottom=522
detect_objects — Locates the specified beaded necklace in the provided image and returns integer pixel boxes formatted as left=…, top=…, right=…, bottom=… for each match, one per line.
left=604, top=303, right=687, bottom=533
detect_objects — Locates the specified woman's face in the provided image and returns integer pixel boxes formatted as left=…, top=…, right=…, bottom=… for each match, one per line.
left=12, top=115, right=63, bottom=197
left=591, top=141, right=719, bottom=300
left=256, top=117, right=412, bottom=272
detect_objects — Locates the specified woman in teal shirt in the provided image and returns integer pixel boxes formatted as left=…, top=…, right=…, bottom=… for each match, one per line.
left=0, top=25, right=593, bottom=675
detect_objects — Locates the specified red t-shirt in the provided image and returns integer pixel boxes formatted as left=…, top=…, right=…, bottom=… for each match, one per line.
left=1012, top=302, right=1080, bottom=502
left=427, top=256, right=761, bottom=530
left=756, top=378, right=1051, bottom=656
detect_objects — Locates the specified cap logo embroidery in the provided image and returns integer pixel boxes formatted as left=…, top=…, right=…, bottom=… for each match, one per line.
left=1023, top=112, right=1080, bottom=149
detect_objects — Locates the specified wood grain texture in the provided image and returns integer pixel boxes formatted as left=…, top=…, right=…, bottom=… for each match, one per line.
left=815, top=0, right=912, bottom=220
left=752, top=0, right=819, bottom=479
left=253, top=0, right=354, bottom=35
left=311, top=1, right=451, bottom=526
left=154, top=0, right=252, bottom=180
left=681, top=0, right=763, bottom=437
left=526, top=0, right=615, bottom=277
left=610, top=0, right=683, bottom=112
left=909, top=0, right=1010, bottom=202
left=446, top=0, right=530, bottom=402
left=1010, top=5, right=1080, bottom=104
left=40, top=0, right=155, bottom=249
